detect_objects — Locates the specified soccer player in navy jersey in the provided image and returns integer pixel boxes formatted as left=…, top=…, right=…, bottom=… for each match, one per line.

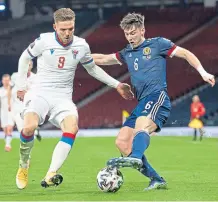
left=92, top=12, right=215, bottom=190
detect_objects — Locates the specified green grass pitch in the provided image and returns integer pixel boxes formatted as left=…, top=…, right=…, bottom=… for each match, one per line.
left=0, top=136, right=218, bottom=201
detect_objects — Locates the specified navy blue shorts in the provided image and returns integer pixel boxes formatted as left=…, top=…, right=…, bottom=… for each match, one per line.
left=123, top=91, right=171, bottom=132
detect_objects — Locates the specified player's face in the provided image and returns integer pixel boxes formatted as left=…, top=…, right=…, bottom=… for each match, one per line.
left=2, top=76, right=10, bottom=87
left=53, top=20, right=75, bottom=44
left=124, top=26, right=145, bottom=48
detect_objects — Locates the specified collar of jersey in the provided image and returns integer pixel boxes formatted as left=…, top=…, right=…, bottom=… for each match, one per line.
left=54, top=32, right=73, bottom=47
left=131, top=39, right=146, bottom=50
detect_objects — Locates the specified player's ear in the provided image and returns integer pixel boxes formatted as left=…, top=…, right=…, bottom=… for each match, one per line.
left=53, top=23, right=57, bottom=31
left=141, top=27, right=145, bottom=35
left=141, top=27, right=145, bottom=32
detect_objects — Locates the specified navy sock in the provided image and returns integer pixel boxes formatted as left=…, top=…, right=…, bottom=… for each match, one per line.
left=138, top=154, right=162, bottom=181
left=130, top=131, right=150, bottom=159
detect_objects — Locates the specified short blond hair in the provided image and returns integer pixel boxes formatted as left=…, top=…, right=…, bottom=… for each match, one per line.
left=53, top=8, right=75, bottom=23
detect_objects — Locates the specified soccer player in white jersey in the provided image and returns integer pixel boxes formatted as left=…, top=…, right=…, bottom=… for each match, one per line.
left=11, top=61, right=42, bottom=141
left=0, top=74, right=14, bottom=152
left=15, top=8, right=134, bottom=190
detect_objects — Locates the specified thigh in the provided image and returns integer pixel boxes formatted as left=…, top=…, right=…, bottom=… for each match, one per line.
left=137, top=91, right=171, bottom=132
left=23, top=92, right=49, bottom=125
left=49, top=99, right=78, bottom=129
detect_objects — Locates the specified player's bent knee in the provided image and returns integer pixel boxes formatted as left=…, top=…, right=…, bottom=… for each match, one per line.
left=135, top=116, right=157, bottom=135
left=7, top=128, right=13, bottom=135
left=62, top=122, right=79, bottom=134
left=61, top=115, right=79, bottom=134
left=23, top=122, right=38, bottom=136
left=65, top=124, right=79, bottom=134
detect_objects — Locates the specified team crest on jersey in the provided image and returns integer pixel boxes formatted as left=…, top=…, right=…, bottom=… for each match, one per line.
left=72, top=49, right=78, bottom=59
left=143, top=47, right=151, bottom=60
left=50, top=49, right=54, bottom=55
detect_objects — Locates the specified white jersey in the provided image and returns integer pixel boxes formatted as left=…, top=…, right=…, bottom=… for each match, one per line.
left=26, top=32, right=94, bottom=98
left=0, top=86, right=14, bottom=127
left=11, top=72, right=36, bottom=90
left=16, top=32, right=119, bottom=128
left=0, top=86, right=11, bottom=111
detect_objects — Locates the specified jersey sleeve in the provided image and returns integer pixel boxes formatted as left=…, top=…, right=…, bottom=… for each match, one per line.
left=10, top=72, right=18, bottom=87
left=115, top=49, right=126, bottom=64
left=27, top=35, right=45, bottom=58
left=158, top=37, right=177, bottom=58
left=199, top=103, right=206, bottom=116
left=80, top=41, right=95, bottom=67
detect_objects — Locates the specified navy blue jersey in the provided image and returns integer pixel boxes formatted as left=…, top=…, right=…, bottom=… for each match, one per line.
left=116, top=37, right=176, bottom=101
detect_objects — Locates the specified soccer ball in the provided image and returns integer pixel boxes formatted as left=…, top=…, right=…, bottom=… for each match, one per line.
left=97, top=167, right=124, bottom=193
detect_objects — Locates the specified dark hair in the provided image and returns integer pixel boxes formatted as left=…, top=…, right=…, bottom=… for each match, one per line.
left=120, top=13, right=144, bottom=30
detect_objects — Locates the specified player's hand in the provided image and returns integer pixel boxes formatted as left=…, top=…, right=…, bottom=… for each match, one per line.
left=8, top=105, right=11, bottom=112
left=116, top=83, right=134, bottom=100
left=202, top=72, right=215, bottom=87
left=17, top=90, right=26, bottom=102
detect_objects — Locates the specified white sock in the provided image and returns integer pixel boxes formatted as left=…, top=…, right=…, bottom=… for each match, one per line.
left=5, top=135, right=12, bottom=147
left=19, top=132, right=35, bottom=168
left=19, top=140, right=34, bottom=168
left=48, top=141, right=71, bottom=173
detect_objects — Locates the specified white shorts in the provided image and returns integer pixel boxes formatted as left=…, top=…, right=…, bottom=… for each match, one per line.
left=12, top=113, right=23, bottom=132
left=12, top=102, right=24, bottom=117
left=1, top=110, right=15, bottom=128
left=23, top=92, right=78, bottom=128
left=11, top=103, right=25, bottom=132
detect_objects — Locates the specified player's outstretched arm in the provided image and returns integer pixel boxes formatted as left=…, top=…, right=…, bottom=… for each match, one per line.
left=91, top=54, right=121, bottom=66
left=173, top=47, right=215, bottom=87
left=83, top=63, right=133, bottom=100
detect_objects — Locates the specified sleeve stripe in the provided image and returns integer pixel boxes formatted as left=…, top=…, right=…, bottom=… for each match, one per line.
left=167, top=45, right=177, bottom=58
left=27, top=48, right=35, bottom=58
left=112, top=53, right=122, bottom=65
left=115, top=52, right=123, bottom=64
left=81, top=58, right=94, bottom=65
